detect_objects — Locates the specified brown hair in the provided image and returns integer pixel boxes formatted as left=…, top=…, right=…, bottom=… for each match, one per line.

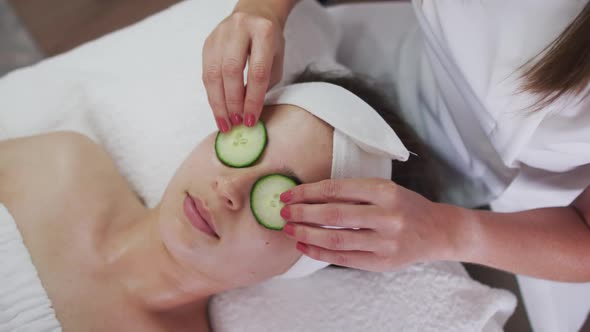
left=521, top=3, right=590, bottom=109
left=292, top=68, right=440, bottom=202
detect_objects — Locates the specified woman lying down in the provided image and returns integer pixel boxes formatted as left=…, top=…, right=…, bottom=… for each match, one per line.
left=0, top=70, right=437, bottom=331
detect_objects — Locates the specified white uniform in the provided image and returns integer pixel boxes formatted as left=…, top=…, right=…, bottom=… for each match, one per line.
left=331, top=0, right=589, bottom=330
left=409, top=1, right=589, bottom=331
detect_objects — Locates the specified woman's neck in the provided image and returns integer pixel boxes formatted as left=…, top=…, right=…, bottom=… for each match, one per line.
left=97, top=206, right=218, bottom=313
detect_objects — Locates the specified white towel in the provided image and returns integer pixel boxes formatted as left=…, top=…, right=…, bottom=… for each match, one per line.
left=0, top=204, right=61, bottom=332
left=0, top=0, right=516, bottom=330
left=211, top=263, right=516, bottom=332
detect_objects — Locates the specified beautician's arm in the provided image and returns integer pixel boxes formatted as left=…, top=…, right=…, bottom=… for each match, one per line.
left=280, top=179, right=590, bottom=282
left=202, top=0, right=298, bottom=132
left=452, top=185, right=590, bottom=282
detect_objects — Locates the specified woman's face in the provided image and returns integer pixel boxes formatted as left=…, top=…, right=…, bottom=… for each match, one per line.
left=159, top=104, right=333, bottom=289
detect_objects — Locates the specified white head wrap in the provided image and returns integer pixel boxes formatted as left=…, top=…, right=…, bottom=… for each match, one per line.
left=264, top=82, right=409, bottom=278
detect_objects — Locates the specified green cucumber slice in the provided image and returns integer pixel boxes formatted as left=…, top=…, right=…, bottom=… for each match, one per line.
left=215, top=121, right=267, bottom=168
left=251, top=174, right=297, bottom=230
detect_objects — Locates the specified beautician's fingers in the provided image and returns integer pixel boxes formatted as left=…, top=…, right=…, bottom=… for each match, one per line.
left=281, top=178, right=399, bottom=207
left=282, top=180, right=454, bottom=272
left=281, top=203, right=385, bottom=229
left=283, top=223, right=384, bottom=252
left=243, top=22, right=284, bottom=126
left=295, top=243, right=393, bottom=272
left=203, top=34, right=231, bottom=133
left=203, top=12, right=285, bottom=131
left=222, top=30, right=250, bottom=126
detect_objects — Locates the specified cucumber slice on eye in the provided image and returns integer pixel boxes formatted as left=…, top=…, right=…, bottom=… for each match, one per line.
left=215, top=121, right=267, bottom=168
left=250, top=174, right=297, bottom=230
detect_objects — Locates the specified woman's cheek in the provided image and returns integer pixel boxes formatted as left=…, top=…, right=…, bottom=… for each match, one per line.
left=263, top=233, right=300, bottom=262
left=243, top=228, right=292, bottom=259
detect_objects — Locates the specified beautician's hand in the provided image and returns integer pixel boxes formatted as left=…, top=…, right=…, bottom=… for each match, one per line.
left=279, top=179, right=460, bottom=271
left=203, top=1, right=290, bottom=132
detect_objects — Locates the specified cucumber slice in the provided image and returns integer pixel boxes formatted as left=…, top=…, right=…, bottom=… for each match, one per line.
left=215, top=121, right=267, bottom=168
left=251, top=174, right=297, bottom=230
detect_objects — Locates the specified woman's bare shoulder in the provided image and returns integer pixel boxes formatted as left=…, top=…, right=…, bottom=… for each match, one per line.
left=0, top=131, right=136, bottom=208
left=0, top=131, right=99, bottom=183
left=0, top=131, right=99, bottom=166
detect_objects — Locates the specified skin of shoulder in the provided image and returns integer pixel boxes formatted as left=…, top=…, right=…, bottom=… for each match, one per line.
left=0, top=131, right=140, bottom=213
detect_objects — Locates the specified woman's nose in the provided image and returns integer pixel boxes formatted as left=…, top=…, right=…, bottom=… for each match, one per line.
left=213, top=173, right=250, bottom=211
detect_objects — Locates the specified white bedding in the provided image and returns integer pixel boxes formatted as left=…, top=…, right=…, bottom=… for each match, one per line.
left=0, top=0, right=515, bottom=330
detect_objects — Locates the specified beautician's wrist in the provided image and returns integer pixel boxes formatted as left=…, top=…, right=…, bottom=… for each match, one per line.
left=233, top=0, right=298, bottom=29
left=431, top=203, right=483, bottom=263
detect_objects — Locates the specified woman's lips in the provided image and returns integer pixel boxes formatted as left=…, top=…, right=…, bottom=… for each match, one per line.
left=183, top=193, right=218, bottom=238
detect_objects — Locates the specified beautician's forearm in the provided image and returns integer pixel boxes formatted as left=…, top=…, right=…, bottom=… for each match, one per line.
left=234, top=0, right=299, bottom=28
left=442, top=188, right=590, bottom=282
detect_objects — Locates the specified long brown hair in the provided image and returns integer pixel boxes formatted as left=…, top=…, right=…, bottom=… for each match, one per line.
left=292, top=69, right=440, bottom=202
left=522, top=2, right=590, bottom=109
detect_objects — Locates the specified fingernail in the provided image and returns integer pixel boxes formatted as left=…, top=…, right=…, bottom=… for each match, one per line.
left=245, top=113, right=256, bottom=127
left=280, top=190, right=293, bottom=203
left=230, top=113, right=242, bottom=125
left=216, top=117, right=230, bottom=133
left=280, top=207, right=291, bottom=219
left=283, top=223, right=295, bottom=236
left=296, top=242, right=308, bottom=253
